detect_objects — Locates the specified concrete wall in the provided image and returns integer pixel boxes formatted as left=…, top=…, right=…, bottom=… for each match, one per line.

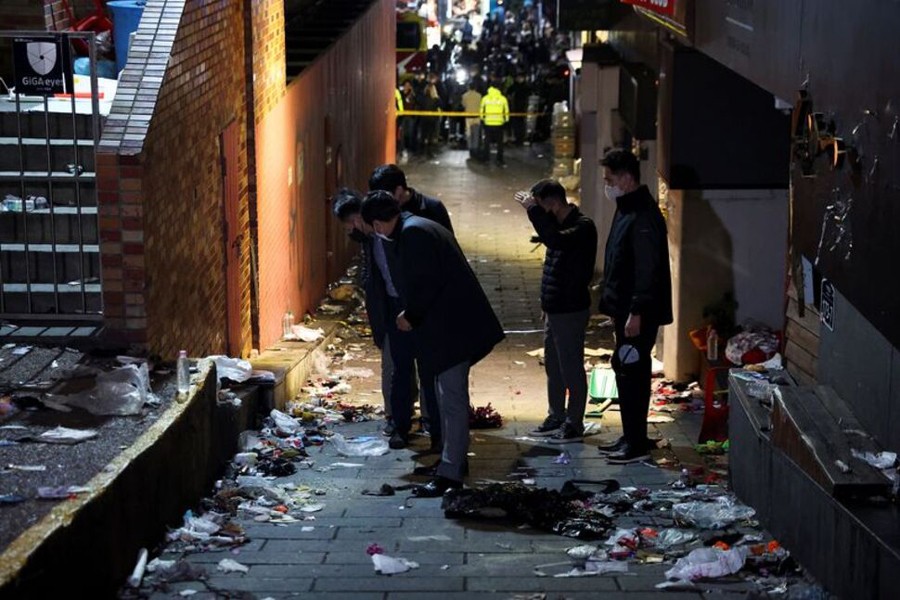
left=663, top=188, right=788, bottom=380
left=818, top=286, right=900, bottom=452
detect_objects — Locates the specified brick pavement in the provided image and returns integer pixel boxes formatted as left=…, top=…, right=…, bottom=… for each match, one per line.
left=148, top=146, right=737, bottom=599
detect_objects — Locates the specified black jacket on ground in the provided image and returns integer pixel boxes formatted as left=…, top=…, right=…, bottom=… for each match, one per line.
left=528, top=204, right=597, bottom=314
left=599, top=185, right=673, bottom=325
left=387, top=213, right=504, bottom=374
left=402, top=188, right=453, bottom=233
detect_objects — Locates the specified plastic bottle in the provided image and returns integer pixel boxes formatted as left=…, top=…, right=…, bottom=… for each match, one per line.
left=282, top=311, right=293, bottom=338
left=706, top=328, right=718, bottom=362
left=176, top=350, right=190, bottom=394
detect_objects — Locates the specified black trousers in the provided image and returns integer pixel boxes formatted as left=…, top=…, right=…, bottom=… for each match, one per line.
left=484, top=125, right=504, bottom=163
left=611, top=317, right=659, bottom=453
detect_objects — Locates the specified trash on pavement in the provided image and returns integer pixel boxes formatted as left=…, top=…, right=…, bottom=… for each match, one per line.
left=372, top=553, right=420, bottom=574
left=127, top=548, right=149, bottom=587
left=672, top=497, right=756, bottom=529
left=850, top=448, right=897, bottom=470
left=663, top=546, right=749, bottom=582
left=43, top=363, right=157, bottom=416
left=37, top=426, right=98, bottom=444
left=653, top=528, right=697, bottom=549
left=0, top=493, right=27, bottom=504
left=37, top=485, right=91, bottom=499
left=469, top=403, right=503, bottom=428
left=217, top=558, right=250, bottom=573
left=288, top=325, right=325, bottom=342
left=329, top=432, right=389, bottom=456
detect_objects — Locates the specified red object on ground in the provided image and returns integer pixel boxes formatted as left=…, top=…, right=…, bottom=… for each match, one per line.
left=62, top=0, right=112, bottom=56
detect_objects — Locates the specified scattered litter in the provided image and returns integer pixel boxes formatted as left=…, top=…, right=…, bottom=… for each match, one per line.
left=6, top=464, right=46, bottom=472
left=408, top=534, right=452, bottom=542
left=653, top=528, right=697, bottom=549
left=553, top=451, right=572, bottom=465
left=37, top=485, right=91, bottom=499
left=663, top=546, right=749, bottom=582
left=851, top=449, right=897, bottom=470
left=43, top=363, right=157, bottom=416
left=673, top=498, right=756, bottom=529
left=217, top=558, right=249, bottom=574
left=37, top=426, right=98, bottom=444
left=470, top=403, right=503, bottom=428
left=146, top=558, right=176, bottom=573
left=372, top=553, right=419, bottom=574
left=127, top=548, right=149, bottom=587
left=288, top=325, right=325, bottom=342
left=329, top=432, right=389, bottom=457
left=0, top=494, right=27, bottom=504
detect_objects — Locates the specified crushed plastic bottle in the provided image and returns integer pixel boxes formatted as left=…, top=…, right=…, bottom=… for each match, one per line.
left=176, top=350, right=191, bottom=394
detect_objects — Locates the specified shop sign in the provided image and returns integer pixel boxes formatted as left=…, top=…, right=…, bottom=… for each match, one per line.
left=621, top=0, right=676, bottom=17
left=12, top=35, right=68, bottom=96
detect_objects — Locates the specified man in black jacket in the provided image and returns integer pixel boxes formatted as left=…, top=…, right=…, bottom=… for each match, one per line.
left=368, top=164, right=454, bottom=451
left=361, top=190, right=505, bottom=497
left=517, top=180, right=597, bottom=443
left=332, top=189, right=394, bottom=431
left=597, top=149, right=673, bottom=464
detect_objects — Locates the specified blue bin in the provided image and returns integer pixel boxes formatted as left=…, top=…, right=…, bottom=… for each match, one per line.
left=107, top=0, right=146, bottom=75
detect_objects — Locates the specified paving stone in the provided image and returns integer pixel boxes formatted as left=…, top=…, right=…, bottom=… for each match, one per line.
left=325, top=550, right=465, bottom=565
left=313, top=575, right=465, bottom=592
left=465, top=575, right=619, bottom=592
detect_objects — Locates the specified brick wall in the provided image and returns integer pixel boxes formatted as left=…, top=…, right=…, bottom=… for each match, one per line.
left=0, top=1, right=46, bottom=31
left=97, top=0, right=252, bottom=359
left=253, top=0, right=396, bottom=349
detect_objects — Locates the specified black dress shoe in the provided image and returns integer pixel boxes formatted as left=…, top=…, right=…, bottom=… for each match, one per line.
left=413, top=461, right=440, bottom=476
left=412, top=476, right=463, bottom=498
left=412, top=459, right=468, bottom=478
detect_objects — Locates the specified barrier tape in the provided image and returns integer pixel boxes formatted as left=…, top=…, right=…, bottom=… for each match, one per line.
left=397, top=110, right=539, bottom=117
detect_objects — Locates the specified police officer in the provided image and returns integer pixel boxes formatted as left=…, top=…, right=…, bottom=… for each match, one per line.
left=480, top=83, right=510, bottom=166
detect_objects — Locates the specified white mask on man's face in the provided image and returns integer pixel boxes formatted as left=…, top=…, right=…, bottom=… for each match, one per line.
left=604, top=184, right=624, bottom=201
left=375, top=232, right=392, bottom=242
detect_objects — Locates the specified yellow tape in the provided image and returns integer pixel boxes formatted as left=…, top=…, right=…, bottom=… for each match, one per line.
left=397, top=110, right=537, bottom=117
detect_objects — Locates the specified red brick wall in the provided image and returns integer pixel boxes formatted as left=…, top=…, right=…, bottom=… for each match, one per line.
left=254, top=0, right=396, bottom=349
left=0, top=1, right=46, bottom=31
left=97, top=0, right=252, bottom=359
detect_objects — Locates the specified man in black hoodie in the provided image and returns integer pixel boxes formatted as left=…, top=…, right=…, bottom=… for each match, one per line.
left=597, top=149, right=673, bottom=464
left=517, top=179, right=597, bottom=444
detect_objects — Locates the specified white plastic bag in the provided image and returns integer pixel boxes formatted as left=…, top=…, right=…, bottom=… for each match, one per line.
left=672, top=497, right=756, bottom=529
left=664, top=546, right=748, bottom=581
left=329, top=433, right=389, bottom=457
left=209, top=355, right=253, bottom=382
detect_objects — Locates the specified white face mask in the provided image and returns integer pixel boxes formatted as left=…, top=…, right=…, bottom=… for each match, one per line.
left=375, top=232, right=392, bottom=242
left=604, top=184, right=624, bottom=201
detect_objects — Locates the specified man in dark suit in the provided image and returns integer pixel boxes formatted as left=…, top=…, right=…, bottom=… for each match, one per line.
left=361, top=190, right=505, bottom=497
left=368, top=164, right=454, bottom=452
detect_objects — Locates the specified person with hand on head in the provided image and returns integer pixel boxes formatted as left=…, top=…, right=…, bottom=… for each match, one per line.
left=361, top=190, right=505, bottom=497
left=596, top=149, right=673, bottom=464
left=516, top=180, right=597, bottom=444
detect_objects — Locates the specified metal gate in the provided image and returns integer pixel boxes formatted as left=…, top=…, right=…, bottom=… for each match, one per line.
left=0, top=31, right=103, bottom=331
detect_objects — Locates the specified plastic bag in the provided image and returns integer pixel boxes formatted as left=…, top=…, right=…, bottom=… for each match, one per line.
left=664, top=546, right=748, bottom=581
left=270, top=409, right=302, bottom=434
left=672, top=497, right=756, bottom=529
left=654, top=528, right=697, bottom=549
left=329, top=432, right=389, bottom=457
left=44, top=363, right=156, bottom=416
left=209, top=355, right=253, bottom=382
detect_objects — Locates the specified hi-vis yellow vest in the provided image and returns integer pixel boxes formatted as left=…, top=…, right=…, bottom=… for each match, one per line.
left=395, top=88, right=404, bottom=112
left=480, top=88, right=509, bottom=126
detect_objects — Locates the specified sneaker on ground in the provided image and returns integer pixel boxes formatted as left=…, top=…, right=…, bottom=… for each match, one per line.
left=530, top=416, right=564, bottom=437
left=388, top=431, right=408, bottom=450
left=547, top=423, right=584, bottom=444
left=605, top=447, right=650, bottom=464
left=381, top=420, right=395, bottom=437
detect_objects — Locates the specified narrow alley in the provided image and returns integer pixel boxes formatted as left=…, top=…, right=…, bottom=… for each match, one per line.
left=109, top=146, right=800, bottom=599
